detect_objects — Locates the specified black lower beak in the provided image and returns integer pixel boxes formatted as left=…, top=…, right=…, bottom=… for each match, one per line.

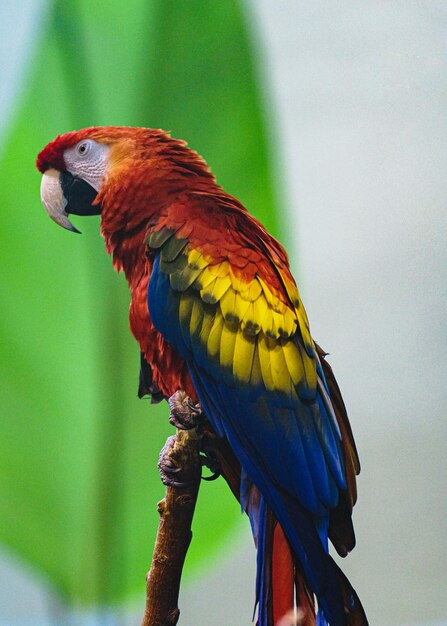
left=60, top=171, right=101, bottom=216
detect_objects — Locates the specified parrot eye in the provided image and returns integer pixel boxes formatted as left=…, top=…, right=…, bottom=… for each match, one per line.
left=63, top=138, right=109, bottom=192
left=76, top=140, right=92, bottom=157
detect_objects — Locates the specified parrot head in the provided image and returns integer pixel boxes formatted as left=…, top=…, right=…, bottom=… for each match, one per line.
left=37, top=127, right=114, bottom=233
left=36, top=126, right=213, bottom=234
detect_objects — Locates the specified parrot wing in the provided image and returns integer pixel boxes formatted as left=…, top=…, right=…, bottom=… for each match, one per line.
left=146, top=209, right=363, bottom=625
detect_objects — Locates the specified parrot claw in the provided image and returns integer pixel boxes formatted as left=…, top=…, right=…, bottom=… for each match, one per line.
left=168, top=390, right=204, bottom=430
left=157, top=435, right=195, bottom=488
left=201, top=469, right=221, bottom=482
left=200, top=447, right=221, bottom=482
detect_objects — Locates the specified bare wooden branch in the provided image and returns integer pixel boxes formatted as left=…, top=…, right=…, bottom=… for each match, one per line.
left=141, top=427, right=203, bottom=626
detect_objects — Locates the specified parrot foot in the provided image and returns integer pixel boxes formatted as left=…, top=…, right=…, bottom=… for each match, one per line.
left=168, top=390, right=204, bottom=430
left=158, top=435, right=195, bottom=488
left=200, top=454, right=221, bottom=481
left=200, top=442, right=221, bottom=482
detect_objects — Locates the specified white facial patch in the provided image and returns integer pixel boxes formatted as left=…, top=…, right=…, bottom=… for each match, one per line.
left=63, top=140, right=110, bottom=191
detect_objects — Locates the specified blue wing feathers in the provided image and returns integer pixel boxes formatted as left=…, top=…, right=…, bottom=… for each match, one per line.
left=148, top=253, right=354, bottom=626
left=149, top=257, right=187, bottom=354
left=313, top=393, right=347, bottom=490
left=187, top=365, right=346, bottom=624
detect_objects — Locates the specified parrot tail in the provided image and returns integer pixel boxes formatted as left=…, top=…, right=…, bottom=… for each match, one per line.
left=250, top=493, right=368, bottom=626
left=201, top=385, right=368, bottom=625
left=249, top=489, right=317, bottom=626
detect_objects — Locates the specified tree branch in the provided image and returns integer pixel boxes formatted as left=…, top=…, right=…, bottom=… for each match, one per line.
left=141, top=427, right=203, bottom=626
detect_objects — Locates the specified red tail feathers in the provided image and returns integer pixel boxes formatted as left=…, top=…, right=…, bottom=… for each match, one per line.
left=272, top=523, right=295, bottom=624
left=270, top=516, right=316, bottom=626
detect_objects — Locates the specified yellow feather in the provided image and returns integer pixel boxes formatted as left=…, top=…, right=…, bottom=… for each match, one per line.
left=240, top=279, right=262, bottom=302
left=240, top=302, right=260, bottom=336
left=269, top=307, right=297, bottom=339
left=207, top=313, right=224, bottom=358
left=217, top=260, right=230, bottom=278
left=188, top=249, right=209, bottom=269
left=258, top=276, right=283, bottom=306
left=285, top=281, right=300, bottom=306
left=229, top=267, right=249, bottom=293
left=273, top=299, right=287, bottom=314
left=258, top=276, right=275, bottom=305
left=200, top=277, right=218, bottom=303
left=233, top=293, right=251, bottom=323
left=282, top=339, right=305, bottom=386
left=260, top=276, right=289, bottom=312
left=179, top=291, right=194, bottom=326
left=220, top=288, right=251, bottom=323
left=257, top=334, right=275, bottom=391
left=252, top=294, right=269, bottom=330
left=268, top=338, right=290, bottom=393
left=233, top=330, right=256, bottom=384
left=250, top=343, right=263, bottom=387
left=282, top=308, right=297, bottom=338
left=282, top=338, right=317, bottom=398
left=208, top=260, right=230, bottom=278
left=297, top=312, right=314, bottom=355
left=199, top=308, right=215, bottom=348
left=220, top=287, right=237, bottom=321
left=194, top=266, right=216, bottom=291
left=287, top=379, right=299, bottom=402
left=189, top=297, right=204, bottom=337
left=208, top=261, right=222, bottom=277
left=277, top=267, right=301, bottom=305
left=207, top=274, right=232, bottom=303
left=272, top=310, right=286, bottom=339
left=296, top=296, right=311, bottom=328
left=297, top=341, right=317, bottom=393
left=220, top=320, right=238, bottom=369
left=261, top=307, right=275, bottom=338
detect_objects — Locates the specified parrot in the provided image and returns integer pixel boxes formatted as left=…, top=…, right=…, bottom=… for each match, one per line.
left=37, top=126, right=368, bottom=626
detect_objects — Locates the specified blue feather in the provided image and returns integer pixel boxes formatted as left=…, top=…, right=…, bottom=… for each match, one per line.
left=255, top=496, right=270, bottom=626
left=148, top=252, right=352, bottom=625
left=188, top=366, right=346, bottom=624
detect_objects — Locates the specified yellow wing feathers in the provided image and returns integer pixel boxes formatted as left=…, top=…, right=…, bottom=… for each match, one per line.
left=150, top=230, right=317, bottom=399
left=182, top=249, right=317, bottom=399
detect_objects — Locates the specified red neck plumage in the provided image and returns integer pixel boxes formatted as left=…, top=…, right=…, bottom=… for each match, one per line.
left=98, top=159, right=217, bottom=289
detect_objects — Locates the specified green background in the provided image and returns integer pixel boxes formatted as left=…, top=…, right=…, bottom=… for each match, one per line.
left=0, top=0, right=279, bottom=607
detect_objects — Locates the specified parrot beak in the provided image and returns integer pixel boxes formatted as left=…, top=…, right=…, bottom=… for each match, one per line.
left=40, top=169, right=81, bottom=233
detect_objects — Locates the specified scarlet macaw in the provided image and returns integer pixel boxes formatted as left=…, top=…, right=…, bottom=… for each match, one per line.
left=37, top=127, right=367, bottom=626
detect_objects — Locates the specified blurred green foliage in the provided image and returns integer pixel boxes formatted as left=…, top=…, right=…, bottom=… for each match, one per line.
left=0, top=0, right=278, bottom=606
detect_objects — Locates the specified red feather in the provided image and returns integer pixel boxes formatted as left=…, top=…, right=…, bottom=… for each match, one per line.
left=272, top=523, right=295, bottom=625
